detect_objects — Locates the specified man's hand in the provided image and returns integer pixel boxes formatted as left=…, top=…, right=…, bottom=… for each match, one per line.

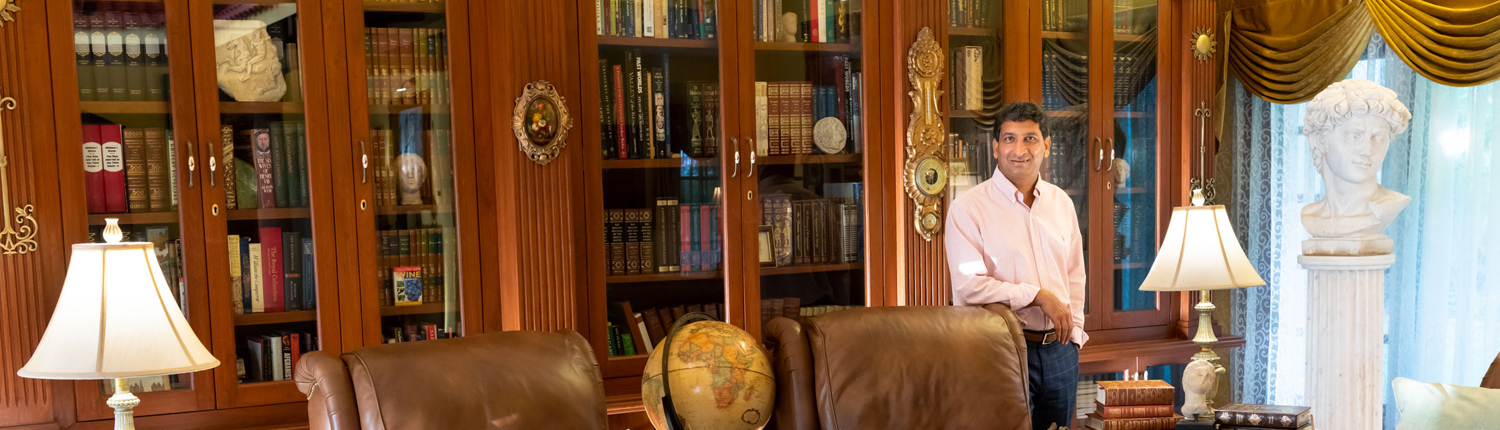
left=1031, top=289, right=1072, bottom=343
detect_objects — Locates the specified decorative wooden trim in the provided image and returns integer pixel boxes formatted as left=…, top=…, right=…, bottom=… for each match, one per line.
left=0, top=90, right=37, bottom=255
left=0, top=0, right=19, bottom=28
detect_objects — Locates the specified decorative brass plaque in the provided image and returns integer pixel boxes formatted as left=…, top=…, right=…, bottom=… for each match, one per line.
left=904, top=27, right=946, bottom=241
left=0, top=91, right=37, bottom=255
left=1191, top=27, right=1217, bottom=62
left=512, top=81, right=574, bottom=166
left=0, top=0, right=19, bottom=28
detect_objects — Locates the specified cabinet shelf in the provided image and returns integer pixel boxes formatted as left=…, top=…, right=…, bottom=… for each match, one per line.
left=80, top=101, right=170, bottom=115
left=599, top=36, right=716, bottom=50
left=1047, top=110, right=1084, bottom=118
left=949, top=26, right=998, bottom=37
left=755, top=153, right=860, bottom=166
left=761, top=262, right=862, bottom=276
left=1114, top=261, right=1149, bottom=270
left=220, top=102, right=303, bottom=115
left=88, top=212, right=178, bottom=226
left=608, top=270, right=723, bottom=284
left=601, top=157, right=689, bottom=170
left=369, top=104, right=450, bottom=116
left=755, top=42, right=856, bottom=53
left=1040, top=31, right=1150, bottom=44
left=950, top=110, right=982, bottom=119
left=1115, top=187, right=1148, bottom=194
left=363, top=1, right=446, bottom=13
left=233, top=310, right=317, bottom=326
left=226, top=207, right=310, bottom=221
left=1115, top=111, right=1148, bottom=118
left=377, top=204, right=452, bottom=216
left=380, top=303, right=447, bottom=316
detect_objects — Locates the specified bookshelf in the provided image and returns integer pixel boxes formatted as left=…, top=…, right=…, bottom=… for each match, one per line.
left=1113, top=262, right=1150, bottom=270
left=754, top=42, right=857, bottom=53
left=368, top=104, right=452, bottom=116
left=1116, top=187, right=1148, bottom=194
left=88, top=212, right=178, bottom=226
left=949, top=27, right=997, bottom=37
left=598, top=36, right=716, bottom=50
left=606, top=270, right=723, bottom=284
left=79, top=101, right=171, bottom=115
left=1042, top=31, right=1086, bottom=40
left=755, top=153, right=861, bottom=166
left=233, top=310, right=318, bottom=326
left=1047, top=110, right=1085, bottom=118
left=601, top=158, right=689, bottom=170
left=363, top=2, right=446, bottom=14
left=761, top=262, right=863, bottom=276
left=220, top=102, right=303, bottom=115
left=225, top=207, right=312, bottom=221
left=379, top=303, right=447, bottom=317
left=950, top=110, right=981, bottom=119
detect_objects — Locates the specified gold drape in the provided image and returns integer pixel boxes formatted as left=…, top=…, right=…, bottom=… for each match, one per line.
left=1227, top=0, right=1500, bottom=103
left=1366, top=0, right=1500, bottom=86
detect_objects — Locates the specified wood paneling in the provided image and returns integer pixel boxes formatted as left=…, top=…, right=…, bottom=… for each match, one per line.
left=888, top=0, right=951, bottom=307
left=0, top=1, right=65, bottom=426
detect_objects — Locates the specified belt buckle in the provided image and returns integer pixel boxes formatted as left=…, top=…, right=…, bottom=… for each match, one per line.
left=1042, top=331, right=1057, bottom=345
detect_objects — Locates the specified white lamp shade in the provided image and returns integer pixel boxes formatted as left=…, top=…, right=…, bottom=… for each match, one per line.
left=1140, top=205, right=1266, bottom=292
left=17, top=242, right=219, bottom=380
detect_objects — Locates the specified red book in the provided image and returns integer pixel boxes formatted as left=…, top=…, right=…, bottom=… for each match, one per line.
left=613, top=64, right=627, bottom=160
left=1095, top=402, right=1175, bottom=419
left=1086, top=413, right=1183, bottom=430
left=810, top=0, right=820, bottom=42
left=99, top=124, right=128, bottom=213
left=286, top=332, right=300, bottom=377
left=424, top=324, right=438, bottom=341
left=699, top=204, right=711, bottom=271
left=82, top=125, right=107, bottom=213
left=679, top=205, right=692, bottom=273
left=248, top=128, right=276, bottom=208
left=260, top=227, right=285, bottom=312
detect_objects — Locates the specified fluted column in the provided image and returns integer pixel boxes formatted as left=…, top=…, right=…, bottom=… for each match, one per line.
left=1298, top=254, right=1393, bottom=430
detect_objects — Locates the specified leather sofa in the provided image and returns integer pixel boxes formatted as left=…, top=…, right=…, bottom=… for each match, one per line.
left=762, top=304, right=1033, bottom=430
left=294, top=330, right=606, bottom=430
left=1484, top=351, right=1500, bottom=389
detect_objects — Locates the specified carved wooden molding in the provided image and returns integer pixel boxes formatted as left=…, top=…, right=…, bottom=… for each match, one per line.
left=0, top=92, right=36, bottom=255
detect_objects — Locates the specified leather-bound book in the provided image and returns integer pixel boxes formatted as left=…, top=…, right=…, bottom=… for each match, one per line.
left=122, top=128, right=150, bottom=212
left=1096, top=380, right=1174, bottom=406
left=1214, top=404, right=1312, bottom=429
left=144, top=128, right=168, bottom=211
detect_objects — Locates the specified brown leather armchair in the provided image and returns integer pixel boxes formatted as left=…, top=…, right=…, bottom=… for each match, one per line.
left=1483, top=350, right=1500, bottom=389
left=762, top=304, right=1032, bottom=430
left=294, top=330, right=606, bottom=430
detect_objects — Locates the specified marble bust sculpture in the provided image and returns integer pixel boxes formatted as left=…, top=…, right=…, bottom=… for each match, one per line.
left=1301, top=79, right=1412, bottom=256
left=1181, top=359, right=1216, bottom=420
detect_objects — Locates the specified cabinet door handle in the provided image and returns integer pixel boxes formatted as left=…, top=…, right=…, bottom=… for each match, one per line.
left=730, top=137, right=740, bottom=178
left=747, top=138, right=756, bottom=178
left=1106, top=141, right=1116, bottom=172
left=1094, top=138, right=1104, bottom=172
left=208, top=155, right=217, bottom=188
left=360, top=140, right=369, bottom=184
left=186, top=141, right=196, bottom=188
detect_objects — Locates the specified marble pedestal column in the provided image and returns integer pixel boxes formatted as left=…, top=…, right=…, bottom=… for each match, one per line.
left=1298, top=254, right=1393, bottom=430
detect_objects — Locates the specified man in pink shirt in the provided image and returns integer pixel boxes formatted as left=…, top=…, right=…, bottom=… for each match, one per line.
left=945, top=102, right=1086, bottom=430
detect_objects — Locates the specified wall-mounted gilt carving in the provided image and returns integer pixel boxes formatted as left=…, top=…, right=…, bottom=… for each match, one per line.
left=904, top=27, right=946, bottom=241
left=512, top=81, right=573, bottom=166
left=0, top=0, right=19, bottom=28
left=1191, top=27, right=1216, bottom=62
left=0, top=92, right=37, bottom=255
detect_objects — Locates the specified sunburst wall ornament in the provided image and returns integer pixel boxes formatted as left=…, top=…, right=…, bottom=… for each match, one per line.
left=1190, top=27, right=1216, bottom=62
left=0, top=0, right=19, bottom=27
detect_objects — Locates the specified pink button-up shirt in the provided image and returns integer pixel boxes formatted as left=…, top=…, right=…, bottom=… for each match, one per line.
left=945, top=170, right=1089, bottom=346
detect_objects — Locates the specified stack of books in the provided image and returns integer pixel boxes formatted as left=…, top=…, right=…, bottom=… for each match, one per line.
left=1215, top=404, right=1314, bottom=430
left=1085, top=380, right=1181, bottom=430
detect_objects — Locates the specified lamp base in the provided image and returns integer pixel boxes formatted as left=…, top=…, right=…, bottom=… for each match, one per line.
left=106, top=378, right=138, bottom=430
left=1191, top=290, right=1226, bottom=415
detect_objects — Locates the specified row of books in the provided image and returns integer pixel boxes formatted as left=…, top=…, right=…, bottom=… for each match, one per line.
left=228, top=228, right=316, bottom=315
left=72, top=5, right=169, bottom=102
left=761, top=299, right=865, bottom=324
left=220, top=122, right=312, bottom=210
left=951, top=46, right=984, bottom=111
left=752, top=0, right=854, bottom=43
left=1042, top=0, right=1087, bottom=33
left=364, top=27, right=449, bottom=106
left=376, top=228, right=450, bottom=307
left=948, top=0, right=996, bottom=29
left=605, top=301, right=723, bottom=357
left=1113, top=54, right=1150, bottom=110
left=385, top=322, right=459, bottom=344
left=756, top=79, right=854, bottom=156
left=96, top=225, right=189, bottom=316
left=597, top=51, right=721, bottom=160
left=605, top=204, right=719, bottom=275
left=238, top=331, right=316, bottom=384
left=762, top=189, right=863, bottom=266
left=596, top=0, right=717, bottom=40
left=1112, top=0, right=1153, bottom=36
left=369, top=126, right=453, bottom=208
left=1085, top=380, right=1181, bottom=430
left=82, top=124, right=177, bottom=214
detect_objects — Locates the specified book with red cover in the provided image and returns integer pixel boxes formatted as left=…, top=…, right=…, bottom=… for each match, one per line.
left=1096, top=380, right=1174, bottom=406
left=613, top=64, right=627, bottom=159
left=82, top=125, right=108, bottom=213
left=1085, top=413, right=1183, bottom=430
left=699, top=204, right=711, bottom=271
left=283, top=333, right=299, bottom=380
left=1094, top=402, right=1174, bottom=419
left=260, top=227, right=285, bottom=313
left=247, top=128, right=276, bottom=208
left=679, top=205, right=693, bottom=273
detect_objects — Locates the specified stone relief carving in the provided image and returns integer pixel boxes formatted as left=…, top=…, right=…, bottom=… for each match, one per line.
left=1301, top=79, right=1412, bottom=256
left=214, top=20, right=287, bottom=102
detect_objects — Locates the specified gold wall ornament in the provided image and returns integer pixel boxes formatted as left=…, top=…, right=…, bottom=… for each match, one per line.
left=512, top=80, right=573, bottom=166
left=904, top=27, right=946, bottom=241
left=0, top=92, right=37, bottom=255
left=0, top=0, right=19, bottom=27
left=1191, top=27, right=1217, bottom=62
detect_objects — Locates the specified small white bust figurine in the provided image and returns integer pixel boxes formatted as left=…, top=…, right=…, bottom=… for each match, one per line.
left=1181, top=359, right=1217, bottom=420
left=1300, top=79, right=1412, bottom=256
left=397, top=152, right=427, bottom=206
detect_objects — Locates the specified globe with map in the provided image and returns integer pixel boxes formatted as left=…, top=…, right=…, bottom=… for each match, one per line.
left=642, top=320, right=775, bottom=430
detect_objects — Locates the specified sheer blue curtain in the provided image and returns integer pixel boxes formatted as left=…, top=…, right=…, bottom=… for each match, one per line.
left=1229, top=35, right=1500, bottom=429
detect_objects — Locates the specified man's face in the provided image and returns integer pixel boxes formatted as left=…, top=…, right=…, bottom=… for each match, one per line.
left=993, top=120, right=1051, bottom=185
left=1321, top=115, right=1390, bottom=184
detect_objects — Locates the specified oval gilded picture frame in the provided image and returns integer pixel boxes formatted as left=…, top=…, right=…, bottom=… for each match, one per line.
left=512, top=80, right=574, bottom=165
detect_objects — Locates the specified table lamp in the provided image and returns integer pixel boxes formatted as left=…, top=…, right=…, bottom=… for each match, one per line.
left=17, top=219, right=219, bottom=430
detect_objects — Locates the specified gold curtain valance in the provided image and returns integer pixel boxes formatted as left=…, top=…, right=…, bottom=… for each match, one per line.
left=1227, top=0, right=1500, bottom=103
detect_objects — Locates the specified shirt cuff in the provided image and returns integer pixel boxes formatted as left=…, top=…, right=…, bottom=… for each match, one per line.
left=1008, top=283, right=1042, bottom=311
left=1071, top=326, right=1088, bottom=348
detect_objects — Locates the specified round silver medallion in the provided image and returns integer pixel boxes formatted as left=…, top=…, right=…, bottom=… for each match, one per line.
left=813, top=117, right=847, bottom=154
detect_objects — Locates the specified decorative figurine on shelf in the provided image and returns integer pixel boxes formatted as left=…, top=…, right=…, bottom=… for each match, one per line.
left=1113, top=158, right=1131, bottom=187
left=780, top=12, right=799, bottom=43
left=398, top=107, right=427, bottom=206
left=213, top=20, right=287, bottom=102
left=1300, top=79, right=1412, bottom=256
left=1181, top=359, right=1217, bottom=420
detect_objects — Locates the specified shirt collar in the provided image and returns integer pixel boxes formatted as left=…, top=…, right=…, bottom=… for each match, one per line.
left=991, top=168, right=1043, bottom=206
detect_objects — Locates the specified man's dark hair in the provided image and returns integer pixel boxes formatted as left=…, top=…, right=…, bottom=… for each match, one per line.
left=994, top=102, right=1048, bottom=136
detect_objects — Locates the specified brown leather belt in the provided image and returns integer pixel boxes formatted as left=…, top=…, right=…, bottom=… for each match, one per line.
left=1023, top=330, right=1060, bottom=345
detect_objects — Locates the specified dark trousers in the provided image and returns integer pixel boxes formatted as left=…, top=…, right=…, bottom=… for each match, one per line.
left=1026, top=339, right=1079, bottom=430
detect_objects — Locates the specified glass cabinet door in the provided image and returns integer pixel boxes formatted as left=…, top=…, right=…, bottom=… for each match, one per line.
left=191, top=0, right=331, bottom=408
left=1107, top=0, right=1167, bottom=325
left=1041, top=0, right=1094, bottom=321
left=349, top=0, right=465, bottom=347
left=587, top=0, right=729, bottom=377
left=740, top=0, right=869, bottom=327
left=67, top=0, right=214, bottom=419
left=946, top=1, right=1001, bottom=203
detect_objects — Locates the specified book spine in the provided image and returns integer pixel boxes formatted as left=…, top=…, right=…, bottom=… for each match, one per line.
left=240, top=237, right=253, bottom=312
left=104, top=9, right=126, bottom=101
left=1098, top=385, right=1175, bottom=406
left=704, top=83, right=718, bottom=157
left=261, top=227, right=285, bottom=313
left=122, top=128, right=149, bottom=212
left=220, top=125, right=237, bottom=210
left=680, top=205, right=693, bottom=272
left=251, top=129, right=276, bottom=208
left=82, top=125, right=107, bottom=213
left=688, top=82, right=702, bottom=157
left=283, top=231, right=302, bottom=312
left=755, top=82, right=769, bottom=156
left=1092, top=415, right=1180, bottom=430
left=652, top=68, right=668, bottom=159
left=667, top=199, right=679, bottom=271
left=625, top=209, right=642, bottom=275
left=613, top=65, right=627, bottom=159
left=89, top=12, right=110, bottom=101
left=655, top=200, right=670, bottom=273
left=249, top=243, right=264, bottom=313
left=165, top=130, right=177, bottom=209
left=229, top=235, right=244, bottom=315
left=608, top=209, right=627, bottom=276
left=123, top=11, right=145, bottom=101
left=144, top=128, right=168, bottom=211
left=640, top=209, right=655, bottom=273
left=599, top=59, right=614, bottom=159
left=296, top=123, right=309, bottom=206
left=1095, top=403, right=1175, bottom=419
left=75, top=12, right=95, bottom=101
left=270, top=123, right=288, bottom=208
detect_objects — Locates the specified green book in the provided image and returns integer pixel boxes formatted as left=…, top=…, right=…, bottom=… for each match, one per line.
left=235, top=159, right=259, bottom=209
left=269, top=122, right=288, bottom=208
left=295, top=123, right=310, bottom=207
left=281, top=122, right=301, bottom=208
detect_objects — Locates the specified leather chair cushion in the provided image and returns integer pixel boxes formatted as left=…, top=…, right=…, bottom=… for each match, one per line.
left=803, top=306, right=1032, bottom=430
left=340, top=330, right=606, bottom=430
left=1483, top=351, right=1500, bottom=389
